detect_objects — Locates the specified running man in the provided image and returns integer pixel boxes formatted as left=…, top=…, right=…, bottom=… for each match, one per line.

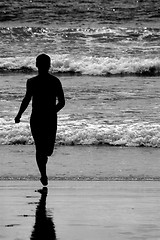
left=15, top=54, right=65, bottom=186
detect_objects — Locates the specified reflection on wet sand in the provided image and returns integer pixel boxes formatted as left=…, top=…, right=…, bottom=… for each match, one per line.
left=30, top=187, right=56, bottom=240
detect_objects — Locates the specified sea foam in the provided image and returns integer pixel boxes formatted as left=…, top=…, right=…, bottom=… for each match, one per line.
left=1, top=117, right=160, bottom=147
left=0, top=55, right=160, bottom=76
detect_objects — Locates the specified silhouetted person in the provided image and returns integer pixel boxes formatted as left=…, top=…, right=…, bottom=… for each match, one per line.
left=30, top=187, right=56, bottom=240
left=15, top=54, right=65, bottom=186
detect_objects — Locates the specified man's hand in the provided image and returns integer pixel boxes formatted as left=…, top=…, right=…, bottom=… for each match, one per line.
left=15, top=115, right=21, bottom=123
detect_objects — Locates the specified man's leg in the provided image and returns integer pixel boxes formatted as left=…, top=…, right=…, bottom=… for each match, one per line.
left=30, top=118, right=48, bottom=185
left=30, top=116, right=57, bottom=185
left=46, top=122, right=57, bottom=156
left=36, top=151, right=48, bottom=186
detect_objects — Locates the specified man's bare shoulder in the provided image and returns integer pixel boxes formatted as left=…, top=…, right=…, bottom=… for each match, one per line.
left=49, top=74, right=61, bottom=82
left=27, top=75, right=38, bottom=84
left=48, top=74, right=63, bottom=89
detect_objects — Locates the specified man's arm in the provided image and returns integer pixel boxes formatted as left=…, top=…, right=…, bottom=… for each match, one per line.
left=55, top=81, right=65, bottom=113
left=15, top=80, right=32, bottom=123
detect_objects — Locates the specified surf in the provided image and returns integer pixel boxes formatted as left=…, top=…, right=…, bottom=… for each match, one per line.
left=0, top=55, right=160, bottom=76
left=1, top=118, right=160, bottom=147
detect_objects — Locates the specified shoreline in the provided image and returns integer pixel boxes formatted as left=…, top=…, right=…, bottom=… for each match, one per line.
left=1, top=145, right=160, bottom=181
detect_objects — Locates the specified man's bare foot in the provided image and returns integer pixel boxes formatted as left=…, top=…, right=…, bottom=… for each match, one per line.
left=35, top=187, right=48, bottom=194
left=40, top=176, right=48, bottom=186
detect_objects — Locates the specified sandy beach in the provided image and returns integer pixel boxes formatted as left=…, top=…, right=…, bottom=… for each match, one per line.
left=1, top=145, right=160, bottom=181
left=1, top=0, right=160, bottom=239
left=1, top=180, right=160, bottom=240
left=1, top=146, right=160, bottom=240
left=0, top=145, right=160, bottom=239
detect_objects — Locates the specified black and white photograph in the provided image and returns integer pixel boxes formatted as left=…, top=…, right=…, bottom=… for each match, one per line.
left=1, top=0, right=160, bottom=239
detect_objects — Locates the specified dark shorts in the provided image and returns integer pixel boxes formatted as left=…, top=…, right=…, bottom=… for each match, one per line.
left=30, top=114, right=57, bottom=156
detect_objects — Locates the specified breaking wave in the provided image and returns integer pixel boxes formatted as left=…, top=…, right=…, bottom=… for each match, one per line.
left=0, top=55, right=160, bottom=76
left=0, top=25, right=160, bottom=76
left=1, top=117, right=160, bottom=147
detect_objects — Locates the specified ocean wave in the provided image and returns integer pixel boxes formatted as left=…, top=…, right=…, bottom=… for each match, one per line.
left=0, top=26, right=160, bottom=41
left=0, top=26, right=160, bottom=76
left=1, top=118, right=160, bottom=147
left=0, top=55, right=160, bottom=76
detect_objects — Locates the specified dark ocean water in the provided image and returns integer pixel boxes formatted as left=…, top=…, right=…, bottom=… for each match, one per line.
left=0, top=0, right=160, bottom=26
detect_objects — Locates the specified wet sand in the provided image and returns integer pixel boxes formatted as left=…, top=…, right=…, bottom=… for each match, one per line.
left=1, top=180, right=160, bottom=240
left=1, top=145, right=160, bottom=180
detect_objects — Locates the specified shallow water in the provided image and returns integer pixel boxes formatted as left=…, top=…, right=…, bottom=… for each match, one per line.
left=1, top=74, right=160, bottom=147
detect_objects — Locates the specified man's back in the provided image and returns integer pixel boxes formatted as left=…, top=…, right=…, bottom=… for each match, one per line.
left=27, top=73, right=63, bottom=116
